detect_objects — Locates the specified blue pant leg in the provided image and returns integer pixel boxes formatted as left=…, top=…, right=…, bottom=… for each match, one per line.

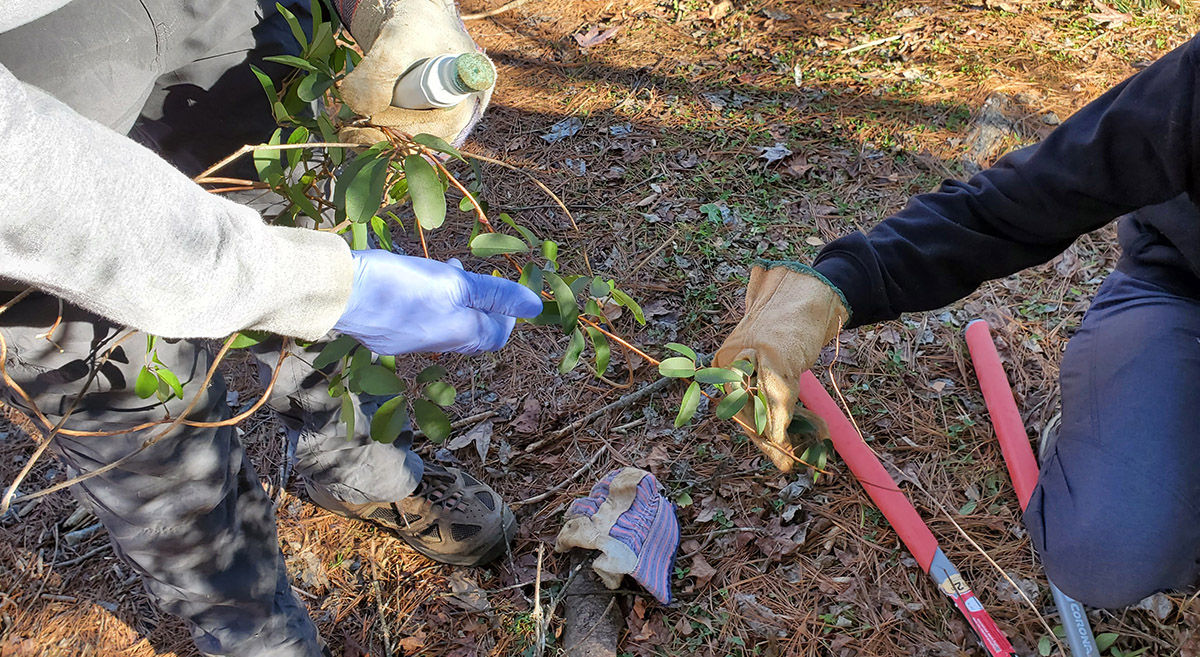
left=1025, top=270, right=1200, bottom=609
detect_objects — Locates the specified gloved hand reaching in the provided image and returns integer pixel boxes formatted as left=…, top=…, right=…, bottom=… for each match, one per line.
left=714, top=261, right=850, bottom=472
left=333, top=250, right=542, bottom=355
left=338, top=0, right=493, bottom=146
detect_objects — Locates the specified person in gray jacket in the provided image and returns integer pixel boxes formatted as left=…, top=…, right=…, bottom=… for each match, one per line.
left=0, top=2, right=537, bottom=655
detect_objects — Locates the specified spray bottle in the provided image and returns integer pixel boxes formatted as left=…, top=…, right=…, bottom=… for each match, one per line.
left=390, top=53, right=496, bottom=110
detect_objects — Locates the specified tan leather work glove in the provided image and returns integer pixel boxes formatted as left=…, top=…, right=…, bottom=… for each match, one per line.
left=714, top=262, right=850, bottom=472
left=339, top=0, right=493, bottom=146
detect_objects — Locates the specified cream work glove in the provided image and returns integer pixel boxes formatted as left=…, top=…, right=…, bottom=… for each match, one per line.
left=339, top=0, right=493, bottom=146
left=714, top=261, right=850, bottom=472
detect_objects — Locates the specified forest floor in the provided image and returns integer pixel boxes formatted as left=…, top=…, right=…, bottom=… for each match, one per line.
left=3, top=0, right=1200, bottom=655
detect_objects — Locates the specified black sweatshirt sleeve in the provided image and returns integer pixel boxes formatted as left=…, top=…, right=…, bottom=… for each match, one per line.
left=813, top=35, right=1200, bottom=328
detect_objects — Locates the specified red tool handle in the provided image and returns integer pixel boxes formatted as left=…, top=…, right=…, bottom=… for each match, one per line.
left=798, top=371, right=938, bottom=570
left=798, top=371, right=1018, bottom=657
left=965, top=320, right=1040, bottom=509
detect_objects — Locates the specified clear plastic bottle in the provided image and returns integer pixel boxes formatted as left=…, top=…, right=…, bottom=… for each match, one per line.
left=391, top=53, right=496, bottom=110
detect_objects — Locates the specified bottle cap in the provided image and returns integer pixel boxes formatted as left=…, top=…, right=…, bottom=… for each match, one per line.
left=453, top=53, right=495, bottom=93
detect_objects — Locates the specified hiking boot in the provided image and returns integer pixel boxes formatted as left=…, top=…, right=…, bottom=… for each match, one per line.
left=306, top=463, right=516, bottom=566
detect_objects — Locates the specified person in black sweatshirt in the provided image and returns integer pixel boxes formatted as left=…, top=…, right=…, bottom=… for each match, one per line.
left=717, top=34, right=1200, bottom=609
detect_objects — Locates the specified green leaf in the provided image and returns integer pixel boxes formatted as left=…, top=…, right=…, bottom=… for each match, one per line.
left=341, top=151, right=390, bottom=225
left=135, top=367, right=157, bottom=399
left=543, top=271, right=579, bottom=333
left=412, top=399, right=451, bottom=443
left=715, top=387, right=749, bottom=420
left=568, top=275, right=591, bottom=297
left=286, top=126, right=310, bottom=169
left=356, top=365, right=407, bottom=395
left=498, top=213, right=538, bottom=246
left=316, top=114, right=343, bottom=165
left=1037, top=636, right=1052, bottom=657
left=674, top=381, right=701, bottom=427
left=253, top=128, right=285, bottom=185
left=958, top=499, right=978, bottom=515
left=416, top=365, right=447, bottom=384
left=411, top=133, right=466, bottom=162
left=470, top=233, right=530, bottom=257
left=526, top=300, right=561, bottom=326
left=730, top=359, right=755, bottom=376
left=350, top=222, right=368, bottom=250
left=424, top=380, right=457, bottom=407
left=249, top=65, right=280, bottom=109
left=518, top=262, right=543, bottom=294
left=584, top=298, right=604, bottom=318
left=229, top=330, right=270, bottom=349
left=276, top=2, right=308, bottom=52
left=271, top=100, right=292, bottom=123
left=297, top=71, right=335, bottom=102
left=664, top=343, right=697, bottom=362
left=658, top=357, right=696, bottom=378
left=559, top=328, right=585, bottom=374
left=339, top=394, right=356, bottom=440
left=585, top=326, right=610, bottom=376
left=308, top=20, right=336, bottom=61
left=310, top=0, right=324, bottom=32
left=370, top=215, right=394, bottom=251
left=542, top=240, right=559, bottom=265
left=403, top=154, right=447, bottom=230
left=263, top=54, right=317, bottom=72
left=370, top=395, right=409, bottom=444
left=754, top=390, right=768, bottom=434
left=589, top=276, right=612, bottom=298
left=1095, top=633, right=1119, bottom=653
left=313, top=335, right=359, bottom=369
left=379, top=355, right=396, bottom=370
left=610, top=287, right=645, bottom=324
left=675, top=491, right=693, bottom=508
left=694, top=367, right=743, bottom=384
left=156, top=366, right=185, bottom=400
left=281, top=183, right=322, bottom=223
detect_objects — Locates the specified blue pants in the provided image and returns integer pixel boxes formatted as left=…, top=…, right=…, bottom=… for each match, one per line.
left=1027, top=269, right=1200, bottom=608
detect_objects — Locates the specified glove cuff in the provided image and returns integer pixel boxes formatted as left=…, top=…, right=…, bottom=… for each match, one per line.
left=753, top=258, right=852, bottom=323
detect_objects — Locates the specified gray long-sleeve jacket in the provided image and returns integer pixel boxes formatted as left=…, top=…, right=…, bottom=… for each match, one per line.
left=0, top=2, right=354, bottom=341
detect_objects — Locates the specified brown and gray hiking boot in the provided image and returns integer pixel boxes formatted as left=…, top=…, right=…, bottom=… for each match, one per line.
left=306, top=463, right=516, bottom=566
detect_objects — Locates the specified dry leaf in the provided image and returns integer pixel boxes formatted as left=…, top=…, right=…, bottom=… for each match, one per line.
left=690, top=554, right=717, bottom=589
left=1086, top=1, right=1131, bottom=27
left=574, top=25, right=620, bottom=48
left=511, top=397, right=541, bottom=433
left=709, top=0, right=732, bottom=20
left=447, top=419, right=493, bottom=461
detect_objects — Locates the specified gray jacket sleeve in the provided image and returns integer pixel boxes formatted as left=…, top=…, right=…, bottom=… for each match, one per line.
left=0, top=64, right=354, bottom=341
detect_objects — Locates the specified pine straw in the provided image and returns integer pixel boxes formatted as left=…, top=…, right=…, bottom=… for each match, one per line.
left=5, top=0, right=1200, bottom=655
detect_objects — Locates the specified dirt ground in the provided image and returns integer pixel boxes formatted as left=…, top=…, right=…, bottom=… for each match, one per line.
left=5, top=0, right=1200, bottom=655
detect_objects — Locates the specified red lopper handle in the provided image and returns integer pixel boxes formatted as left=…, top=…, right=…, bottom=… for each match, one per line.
left=965, top=320, right=1040, bottom=509
left=798, top=371, right=939, bottom=571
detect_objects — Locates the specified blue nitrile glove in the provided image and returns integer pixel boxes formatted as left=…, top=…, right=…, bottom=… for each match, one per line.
left=333, top=249, right=542, bottom=355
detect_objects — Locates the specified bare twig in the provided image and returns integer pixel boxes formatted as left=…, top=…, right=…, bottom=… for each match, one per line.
left=513, top=446, right=607, bottom=507
left=192, top=141, right=366, bottom=183
left=461, top=0, right=532, bottom=20
left=524, top=377, right=672, bottom=451
left=841, top=34, right=903, bottom=55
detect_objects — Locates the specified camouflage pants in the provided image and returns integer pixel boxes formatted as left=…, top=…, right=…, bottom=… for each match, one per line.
left=0, top=2, right=423, bottom=655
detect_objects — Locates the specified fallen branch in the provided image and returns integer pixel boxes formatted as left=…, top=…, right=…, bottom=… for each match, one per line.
left=523, top=377, right=672, bottom=452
